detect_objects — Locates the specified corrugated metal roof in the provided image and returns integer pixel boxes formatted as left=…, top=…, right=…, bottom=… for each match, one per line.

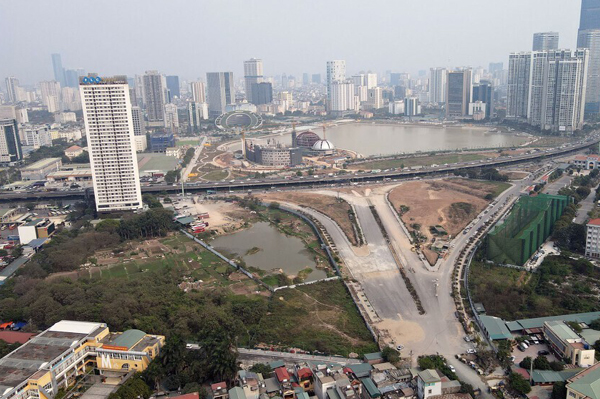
left=112, top=329, right=146, bottom=349
left=229, top=387, right=247, bottom=399
left=480, top=315, right=513, bottom=340
left=364, top=352, right=382, bottom=360
left=349, top=363, right=373, bottom=377
left=361, top=378, right=381, bottom=398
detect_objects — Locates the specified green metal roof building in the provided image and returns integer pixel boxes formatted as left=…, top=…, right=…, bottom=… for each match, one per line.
left=479, top=315, right=513, bottom=340
left=361, top=378, right=381, bottom=398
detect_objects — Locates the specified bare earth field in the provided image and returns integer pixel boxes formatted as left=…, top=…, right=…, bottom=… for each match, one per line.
left=388, top=179, right=505, bottom=263
left=259, top=192, right=359, bottom=246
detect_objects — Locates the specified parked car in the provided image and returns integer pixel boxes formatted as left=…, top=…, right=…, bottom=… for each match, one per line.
left=466, top=349, right=476, bottom=354
left=538, top=350, right=550, bottom=356
left=449, top=365, right=456, bottom=373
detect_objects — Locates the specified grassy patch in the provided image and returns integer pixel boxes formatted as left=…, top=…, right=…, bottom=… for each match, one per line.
left=177, top=139, right=199, bottom=147
left=202, top=169, right=229, bottom=181
left=255, top=280, right=377, bottom=356
left=469, top=254, right=600, bottom=320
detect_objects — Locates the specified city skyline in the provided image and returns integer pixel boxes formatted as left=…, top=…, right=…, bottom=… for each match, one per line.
left=0, top=0, right=582, bottom=84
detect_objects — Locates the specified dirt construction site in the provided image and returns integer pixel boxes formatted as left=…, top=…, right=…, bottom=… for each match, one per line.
left=388, top=179, right=501, bottom=264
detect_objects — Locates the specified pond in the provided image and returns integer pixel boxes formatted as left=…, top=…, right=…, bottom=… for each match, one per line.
left=211, top=221, right=327, bottom=282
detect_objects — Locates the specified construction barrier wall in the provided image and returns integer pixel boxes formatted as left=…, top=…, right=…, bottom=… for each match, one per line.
left=486, top=194, right=569, bottom=265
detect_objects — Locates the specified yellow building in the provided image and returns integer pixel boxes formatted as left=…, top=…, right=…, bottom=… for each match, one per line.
left=0, top=320, right=164, bottom=399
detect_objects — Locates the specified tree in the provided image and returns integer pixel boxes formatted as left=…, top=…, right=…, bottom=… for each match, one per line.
left=533, top=355, right=551, bottom=370
left=589, top=318, right=600, bottom=330
left=519, top=356, right=532, bottom=369
left=382, top=347, right=400, bottom=364
left=550, top=361, right=565, bottom=371
left=143, top=194, right=163, bottom=209
left=165, top=170, right=180, bottom=184
left=551, top=382, right=567, bottom=399
left=250, top=363, right=273, bottom=378
left=71, top=151, right=90, bottom=163
left=509, top=372, right=532, bottom=395
left=268, top=202, right=280, bottom=210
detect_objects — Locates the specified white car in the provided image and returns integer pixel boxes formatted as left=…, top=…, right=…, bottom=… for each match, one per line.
left=396, top=345, right=404, bottom=351
left=449, top=365, right=456, bottom=373
left=466, top=349, right=477, bottom=354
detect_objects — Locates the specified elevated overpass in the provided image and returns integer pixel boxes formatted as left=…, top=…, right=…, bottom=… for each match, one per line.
left=1, top=136, right=597, bottom=203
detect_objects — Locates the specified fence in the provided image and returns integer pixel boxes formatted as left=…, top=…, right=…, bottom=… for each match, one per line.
left=180, top=229, right=274, bottom=292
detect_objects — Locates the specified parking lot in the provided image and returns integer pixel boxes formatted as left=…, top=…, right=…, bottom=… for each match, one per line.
left=511, top=341, right=558, bottom=365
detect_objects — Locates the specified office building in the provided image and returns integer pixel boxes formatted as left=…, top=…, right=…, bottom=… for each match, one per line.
left=164, top=103, right=179, bottom=131
left=532, top=32, right=559, bottom=51
left=0, top=320, right=164, bottom=399
left=587, top=218, right=600, bottom=258
left=64, top=69, right=83, bottom=88
left=579, top=0, right=600, bottom=31
left=312, top=74, right=321, bottom=84
left=130, top=105, right=146, bottom=153
left=429, top=68, right=446, bottom=104
left=190, top=81, right=206, bottom=103
left=445, top=69, right=472, bottom=118
left=250, top=82, right=273, bottom=105
left=51, top=53, right=66, bottom=87
left=0, top=119, right=22, bottom=163
left=366, top=73, right=377, bottom=89
left=329, top=80, right=358, bottom=115
left=245, top=141, right=303, bottom=167
left=489, top=62, right=504, bottom=73
left=472, top=80, right=493, bottom=118
left=39, top=80, right=61, bottom=112
left=22, top=125, right=52, bottom=148
left=0, top=106, right=28, bottom=124
left=302, top=73, right=310, bottom=86
left=404, top=97, right=420, bottom=116
left=326, top=60, right=346, bottom=103
left=166, top=75, right=180, bottom=99
left=206, top=72, right=234, bottom=117
left=142, top=71, right=166, bottom=126
left=543, top=320, right=595, bottom=367
left=17, top=218, right=55, bottom=244
left=578, top=29, right=600, bottom=113
left=79, top=75, right=143, bottom=212
left=244, top=58, right=264, bottom=104
left=4, top=77, right=19, bottom=103
left=150, top=133, right=175, bottom=152
left=367, top=87, right=383, bottom=109
left=188, top=101, right=208, bottom=133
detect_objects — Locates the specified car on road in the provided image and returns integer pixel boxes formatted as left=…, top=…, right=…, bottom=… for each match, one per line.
left=466, top=349, right=476, bottom=354
left=449, top=365, right=456, bottom=373
left=538, top=350, right=549, bottom=355
left=464, top=336, right=471, bottom=342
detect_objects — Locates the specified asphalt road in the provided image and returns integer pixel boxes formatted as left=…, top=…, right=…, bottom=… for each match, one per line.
left=574, top=184, right=599, bottom=225
left=544, top=174, right=572, bottom=195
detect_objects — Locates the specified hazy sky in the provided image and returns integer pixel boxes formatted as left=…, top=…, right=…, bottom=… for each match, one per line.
left=0, top=0, right=582, bottom=85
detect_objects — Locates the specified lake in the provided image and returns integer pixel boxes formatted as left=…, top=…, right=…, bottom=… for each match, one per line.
left=241, top=123, right=530, bottom=157
left=211, top=221, right=327, bottom=282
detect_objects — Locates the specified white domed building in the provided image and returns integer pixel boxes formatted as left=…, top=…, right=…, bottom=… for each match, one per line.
left=312, top=139, right=335, bottom=155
